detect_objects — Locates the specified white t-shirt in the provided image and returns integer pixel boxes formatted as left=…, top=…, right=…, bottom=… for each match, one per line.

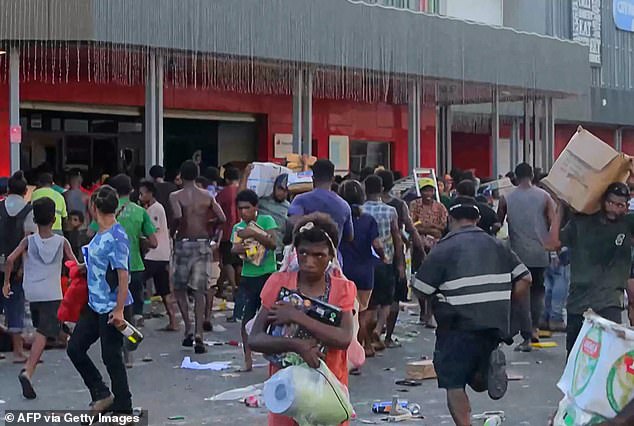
left=145, top=202, right=171, bottom=262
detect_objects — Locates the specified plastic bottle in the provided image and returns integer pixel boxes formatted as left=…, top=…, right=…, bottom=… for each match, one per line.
left=483, top=415, right=503, bottom=426
left=116, top=320, right=144, bottom=351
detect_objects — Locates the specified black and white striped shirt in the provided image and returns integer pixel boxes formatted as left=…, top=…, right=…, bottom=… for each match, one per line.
left=413, top=226, right=529, bottom=336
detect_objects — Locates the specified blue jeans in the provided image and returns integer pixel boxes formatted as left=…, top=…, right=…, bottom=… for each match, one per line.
left=542, top=263, right=570, bottom=324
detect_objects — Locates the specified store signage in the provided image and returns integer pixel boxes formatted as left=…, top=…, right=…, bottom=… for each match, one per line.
left=572, top=0, right=602, bottom=64
left=9, top=125, right=21, bottom=144
left=274, top=133, right=293, bottom=158
left=614, top=0, right=634, bottom=32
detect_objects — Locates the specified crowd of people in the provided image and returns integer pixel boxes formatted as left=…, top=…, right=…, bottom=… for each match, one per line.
left=1, top=155, right=634, bottom=425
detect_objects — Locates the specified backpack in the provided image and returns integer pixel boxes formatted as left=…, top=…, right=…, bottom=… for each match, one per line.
left=0, top=200, right=32, bottom=271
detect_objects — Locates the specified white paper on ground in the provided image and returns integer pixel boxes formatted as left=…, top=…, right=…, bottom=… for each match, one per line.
left=213, top=324, right=227, bottom=332
left=180, top=357, right=232, bottom=371
left=205, top=384, right=263, bottom=401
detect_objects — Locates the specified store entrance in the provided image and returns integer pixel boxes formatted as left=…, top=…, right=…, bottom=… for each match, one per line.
left=20, top=109, right=144, bottom=183
left=163, top=116, right=259, bottom=174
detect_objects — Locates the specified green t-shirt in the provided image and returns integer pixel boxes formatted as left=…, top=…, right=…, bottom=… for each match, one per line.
left=90, top=197, right=156, bottom=272
left=232, top=214, right=278, bottom=277
left=31, top=187, right=68, bottom=231
left=561, top=213, right=634, bottom=314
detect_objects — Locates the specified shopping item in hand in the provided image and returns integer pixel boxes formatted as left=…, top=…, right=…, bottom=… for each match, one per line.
left=117, top=320, right=144, bottom=351
left=234, top=221, right=268, bottom=266
left=266, top=287, right=342, bottom=368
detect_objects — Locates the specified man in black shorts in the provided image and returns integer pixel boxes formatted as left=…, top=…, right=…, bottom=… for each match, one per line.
left=414, top=197, right=531, bottom=426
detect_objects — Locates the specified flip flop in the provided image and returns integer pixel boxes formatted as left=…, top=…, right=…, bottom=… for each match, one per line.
left=19, top=369, right=36, bottom=399
left=385, top=340, right=402, bottom=349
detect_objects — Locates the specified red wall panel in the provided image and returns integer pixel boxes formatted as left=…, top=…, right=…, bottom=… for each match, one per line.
left=451, top=132, right=490, bottom=178
left=555, top=124, right=616, bottom=157
left=623, top=129, right=634, bottom=156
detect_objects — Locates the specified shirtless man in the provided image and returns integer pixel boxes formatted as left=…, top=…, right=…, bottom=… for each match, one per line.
left=169, top=160, right=226, bottom=354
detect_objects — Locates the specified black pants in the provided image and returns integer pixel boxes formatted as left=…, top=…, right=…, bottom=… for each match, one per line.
left=513, top=267, right=545, bottom=340
left=129, top=271, right=145, bottom=316
left=566, top=307, right=623, bottom=356
left=67, top=307, right=132, bottom=413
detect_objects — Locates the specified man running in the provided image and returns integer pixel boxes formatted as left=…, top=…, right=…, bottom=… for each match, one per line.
left=498, top=163, right=556, bottom=351
left=414, top=197, right=531, bottom=426
left=169, top=161, right=226, bottom=354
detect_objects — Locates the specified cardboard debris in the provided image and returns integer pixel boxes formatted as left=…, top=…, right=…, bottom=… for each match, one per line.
left=542, top=127, right=632, bottom=214
left=406, top=359, right=437, bottom=381
left=531, top=341, right=558, bottom=349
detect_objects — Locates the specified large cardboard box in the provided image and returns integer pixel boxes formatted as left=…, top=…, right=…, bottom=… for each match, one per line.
left=246, top=162, right=291, bottom=198
left=406, top=359, right=437, bottom=381
left=542, top=127, right=632, bottom=214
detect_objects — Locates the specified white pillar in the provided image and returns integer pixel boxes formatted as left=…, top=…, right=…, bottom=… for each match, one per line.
left=292, top=70, right=303, bottom=155
left=491, top=88, right=499, bottom=179
left=523, top=98, right=531, bottom=164
left=437, top=105, right=452, bottom=174
left=145, top=52, right=164, bottom=174
left=615, top=128, right=623, bottom=152
left=9, top=48, right=20, bottom=174
left=545, top=97, right=555, bottom=169
left=145, top=52, right=157, bottom=173
left=408, top=80, right=421, bottom=172
left=301, top=69, right=313, bottom=156
left=510, top=118, right=518, bottom=171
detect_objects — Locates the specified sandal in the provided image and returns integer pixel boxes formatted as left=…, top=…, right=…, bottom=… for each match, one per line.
left=182, top=334, right=194, bottom=347
left=203, top=321, right=213, bottom=332
left=395, top=379, right=422, bottom=387
left=385, top=339, right=402, bottom=349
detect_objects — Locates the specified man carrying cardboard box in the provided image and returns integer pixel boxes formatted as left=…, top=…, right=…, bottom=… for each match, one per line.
left=549, top=182, right=634, bottom=356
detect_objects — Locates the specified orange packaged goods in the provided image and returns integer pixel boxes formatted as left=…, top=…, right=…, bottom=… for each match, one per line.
left=285, top=154, right=317, bottom=172
left=58, top=260, right=88, bottom=323
left=542, top=126, right=632, bottom=214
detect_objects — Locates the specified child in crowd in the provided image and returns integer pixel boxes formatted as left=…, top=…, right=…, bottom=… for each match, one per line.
left=67, top=185, right=134, bottom=415
left=138, top=180, right=178, bottom=331
left=249, top=214, right=356, bottom=426
left=231, top=189, right=278, bottom=371
left=2, top=197, right=78, bottom=399
left=65, top=210, right=90, bottom=262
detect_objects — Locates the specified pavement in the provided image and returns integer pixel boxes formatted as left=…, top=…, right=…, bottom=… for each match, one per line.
left=0, top=303, right=568, bottom=425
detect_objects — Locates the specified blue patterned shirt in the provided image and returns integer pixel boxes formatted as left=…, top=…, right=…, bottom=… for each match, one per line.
left=363, top=200, right=398, bottom=263
left=86, top=223, right=133, bottom=314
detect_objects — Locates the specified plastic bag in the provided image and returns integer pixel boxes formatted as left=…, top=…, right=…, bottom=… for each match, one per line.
left=554, top=311, right=634, bottom=425
left=263, top=360, right=354, bottom=426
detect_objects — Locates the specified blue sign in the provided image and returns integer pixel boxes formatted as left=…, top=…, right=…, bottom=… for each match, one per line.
left=614, top=0, right=634, bottom=32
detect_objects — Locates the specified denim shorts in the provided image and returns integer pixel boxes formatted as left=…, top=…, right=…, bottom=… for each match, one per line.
left=0, top=273, right=25, bottom=332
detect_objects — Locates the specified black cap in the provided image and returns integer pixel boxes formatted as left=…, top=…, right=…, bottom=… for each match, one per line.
left=605, top=182, right=630, bottom=198
left=449, top=196, right=480, bottom=220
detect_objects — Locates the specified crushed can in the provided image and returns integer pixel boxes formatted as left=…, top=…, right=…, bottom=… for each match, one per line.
left=372, top=400, right=409, bottom=414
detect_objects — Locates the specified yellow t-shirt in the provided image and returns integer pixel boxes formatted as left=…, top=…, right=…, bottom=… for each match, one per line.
left=31, top=187, right=68, bottom=231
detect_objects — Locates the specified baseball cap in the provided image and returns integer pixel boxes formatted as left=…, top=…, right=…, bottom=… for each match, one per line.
left=605, top=182, right=630, bottom=198
left=418, top=178, right=436, bottom=190
left=449, top=196, right=480, bottom=220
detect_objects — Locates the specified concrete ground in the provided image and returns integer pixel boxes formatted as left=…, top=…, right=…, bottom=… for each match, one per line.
left=0, top=304, right=567, bottom=425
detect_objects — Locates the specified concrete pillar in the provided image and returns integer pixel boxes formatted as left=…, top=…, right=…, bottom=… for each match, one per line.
left=491, top=88, right=499, bottom=179
left=437, top=105, right=452, bottom=174
left=523, top=98, right=531, bottom=164
left=545, top=97, right=555, bottom=169
left=145, top=52, right=164, bottom=174
left=292, top=70, right=303, bottom=155
left=533, top=99, right=541, bottom=170
left=615, top=128, right=623, bottom=152
left=408, top=80, right=421, bottom=173
left=301, top=70, right=313, bottom=156
left=9, top=48, right=20, bottom=174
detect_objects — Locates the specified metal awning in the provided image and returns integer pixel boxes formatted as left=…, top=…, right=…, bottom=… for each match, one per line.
left=0, top=0, right=591, bottom=100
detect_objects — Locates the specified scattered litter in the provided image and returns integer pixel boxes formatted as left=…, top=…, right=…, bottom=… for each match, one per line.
left=204, top=341, right=224, bottom=346
left=538, top=330, right=553, bottom=338
left=507, top=373, right=524, bottom=381
left=160, top=353, right=169, bottom=357
left=180, top=357, right=232, bottom=371
left=473, top=411, right=505, bottom=425
left=227, top=340, right=241, bottom=347
left=167, top=416, right=185, bottom=421
left=221, top=373, right=241, bottom=378
left=359, top=420, right=378, bottom=424
left=205, top=384, right=263, bottom=401
left=383, top=367, right=395, bottom=372
left=244, top=395, right=264, bottom=408
left=510, top=361, right=530, bottom=366
left=0, top=400, right=5, bottom=404
left=406, top=359, right=436, bottom=380
left=252, top=362, right=268, bottom=369
left=395, top=379, right=422, bottom=387
left=214, top=324, right=227, bottom=332
left=536, top=361, right=543, bottom=365
left=405, top=330, right=420, bottom=337
left=142, top=355, right=153, bottom=363
left=531, top=341, right=558, bottom=349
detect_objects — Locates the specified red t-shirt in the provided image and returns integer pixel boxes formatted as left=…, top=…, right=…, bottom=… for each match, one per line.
left=216, top=185, right=239, bottom=242
left=260, top=271, right=357, bottom=426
